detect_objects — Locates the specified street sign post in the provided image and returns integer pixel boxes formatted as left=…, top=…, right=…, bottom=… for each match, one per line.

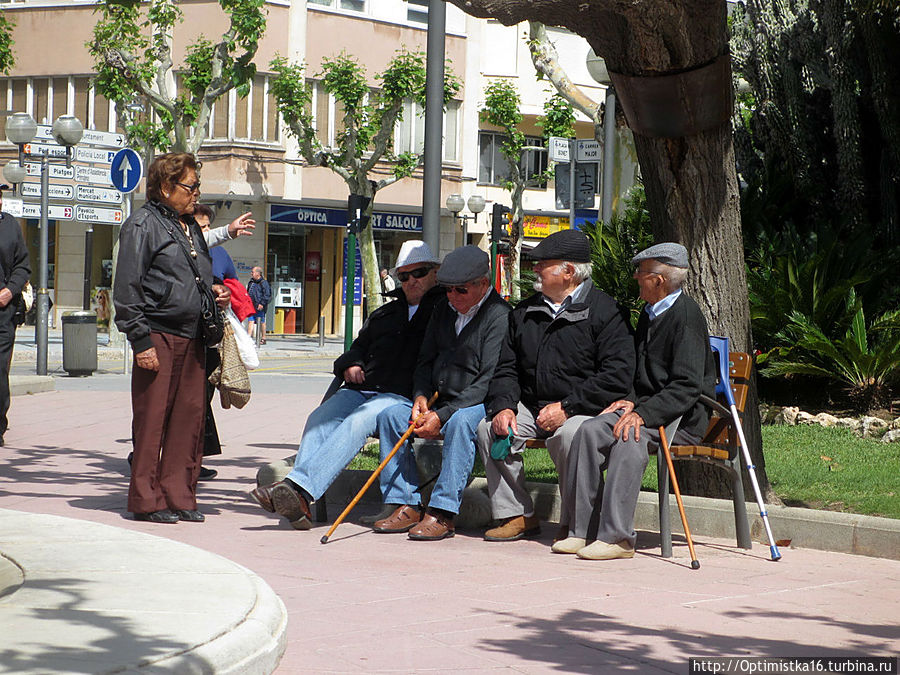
left=548, top=136, right=571, bottom=163
left=576, top=139, right=601, bottom=162
left=110, top=148, right=143, bottom=194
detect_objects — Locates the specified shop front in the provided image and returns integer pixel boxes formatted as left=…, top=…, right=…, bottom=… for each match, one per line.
left=267, top=203, right=423, bottom=335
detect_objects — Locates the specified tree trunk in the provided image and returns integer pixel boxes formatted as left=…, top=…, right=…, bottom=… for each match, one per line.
left=446, top=0, right=774, bottom=499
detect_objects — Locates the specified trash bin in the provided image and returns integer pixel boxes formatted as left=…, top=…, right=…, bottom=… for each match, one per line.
left=62, top=310, right=98, bottom=377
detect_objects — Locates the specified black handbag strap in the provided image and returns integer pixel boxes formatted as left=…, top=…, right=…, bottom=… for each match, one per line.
left=163, top=219, right=212, bottom=297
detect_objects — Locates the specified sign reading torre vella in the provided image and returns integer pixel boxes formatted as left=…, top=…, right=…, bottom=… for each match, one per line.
left=268, top=204, right=423, bottom=232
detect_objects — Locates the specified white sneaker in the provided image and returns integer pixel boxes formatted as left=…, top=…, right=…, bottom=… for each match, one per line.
left=551, top=536, right=587, bottom=554
left=576, top=540, right=635, bottom=560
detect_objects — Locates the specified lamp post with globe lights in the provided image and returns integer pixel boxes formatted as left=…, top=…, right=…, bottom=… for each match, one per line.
left=5, top=112, right=84, bottom=375
left=585, top=49, right=616, bottom=223
left=2, top=160, right=26, bottom=194
left=445, top=193, right=486, bottom=246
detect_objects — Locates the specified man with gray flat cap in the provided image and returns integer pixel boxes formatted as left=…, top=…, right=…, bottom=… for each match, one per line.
left=374, top=245, right=510, bottom=541
left=553, top=242, right=716, bottom=560
left=476, top=229, right=634, bottom=542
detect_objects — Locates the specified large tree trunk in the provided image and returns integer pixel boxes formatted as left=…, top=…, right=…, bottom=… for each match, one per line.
left=448, top=0, right=774, bottom=499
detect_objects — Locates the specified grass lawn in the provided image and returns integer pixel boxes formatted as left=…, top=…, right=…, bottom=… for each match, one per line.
left=348, top=425, right=900, bottom=520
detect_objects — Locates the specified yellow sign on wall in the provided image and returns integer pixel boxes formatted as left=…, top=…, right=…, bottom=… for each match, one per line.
left=522, top=215, right=572, bottom=239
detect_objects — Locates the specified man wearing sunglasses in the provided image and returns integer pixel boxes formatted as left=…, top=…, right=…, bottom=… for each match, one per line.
left=249, top=240, right=444, bottom=529
left=373, top=245, right=511, bottom=541
left=475, top=229, right=635, bottom=543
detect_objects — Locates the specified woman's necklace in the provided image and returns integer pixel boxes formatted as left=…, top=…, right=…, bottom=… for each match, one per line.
left=181, top=222, right=198, bottom=258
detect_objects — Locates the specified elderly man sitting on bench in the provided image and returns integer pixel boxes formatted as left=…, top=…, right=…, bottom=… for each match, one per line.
left=475, top=229, right=634, bottom=542
left=553, top=242, right=716, bottom=561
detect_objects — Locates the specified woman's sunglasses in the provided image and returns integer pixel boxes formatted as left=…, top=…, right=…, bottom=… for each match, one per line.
left=443, top=284, right=470, bottom=295
left=397, top=266, right=432, bottom=282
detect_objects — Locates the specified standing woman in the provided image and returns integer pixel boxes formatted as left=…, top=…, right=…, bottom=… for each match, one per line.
left=114, top=153, right=229, bottom=523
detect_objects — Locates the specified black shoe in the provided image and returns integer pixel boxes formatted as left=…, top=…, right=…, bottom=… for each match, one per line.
left=0, top=435, right=4, bottom=447
left=198, top=467, right=218, bottom=480
left=127, top=451, right=133, bottom=466
left=174, top=509, right=205, bottom=522
left=133, top=509, right=179, bottom=524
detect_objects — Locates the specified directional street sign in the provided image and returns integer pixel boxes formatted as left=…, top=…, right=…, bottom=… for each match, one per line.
left=23, top=142, right=68, bottom=158
left=110, top=148, right=143, bottom=194
left=24, top=162, right=74, bottom=179
left=76, top=185, right=122, bottom=205
left=76, top=204, right=123, bottom=224
left=22, top=183, right=74, bottom=200
left=548, top=136, right=571, bottom=163
left=21, top=203, right=75, bottom=220
left=576, top=139, right=601, bottom=162
left=75, top=147, right=117, bottom=165
left=35, top=125, right=125, bottom=149
left=76, top=165, right=114, bottom=186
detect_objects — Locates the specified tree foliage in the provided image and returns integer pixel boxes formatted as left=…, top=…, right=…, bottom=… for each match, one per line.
left=89, top=0, right=267, bottom=153
left=0, top=10, right=15, bottom=75
left=270, top=49, right=460, bottom=311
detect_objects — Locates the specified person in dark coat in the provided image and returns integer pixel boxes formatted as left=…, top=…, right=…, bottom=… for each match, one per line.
left=553, top=242, right=716, bottom=560
left=249, top=240, right=444, bottom=529
left=372, top=245, right=511, bottom=541
left=246, top=267, right=271, bottom=344
left=476, top=229, right=634, bottom=542
left=0, top=185, right=31, bottom=447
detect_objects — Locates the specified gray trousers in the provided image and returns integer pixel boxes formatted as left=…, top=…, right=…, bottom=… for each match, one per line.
left=476, top=401, right=591, bottom=524
left=565, top=412, right=696, bottom=546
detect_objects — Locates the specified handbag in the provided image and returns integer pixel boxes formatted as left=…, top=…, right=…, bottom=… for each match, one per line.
left=224, top=305, right=259, bottom=370
left=165, top=221, right=225, bottom=347
left=208, top=320, right=251, bottom=409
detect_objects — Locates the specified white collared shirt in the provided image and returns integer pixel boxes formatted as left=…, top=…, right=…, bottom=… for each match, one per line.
left=542, top=280, right=587, bottom=316
left=454, top=289, right=491, bottom=335
left=647, top=289, right=682, bottom=320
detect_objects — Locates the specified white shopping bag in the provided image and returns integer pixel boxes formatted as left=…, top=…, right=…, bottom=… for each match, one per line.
left=224, top=306, right=259, bottom=370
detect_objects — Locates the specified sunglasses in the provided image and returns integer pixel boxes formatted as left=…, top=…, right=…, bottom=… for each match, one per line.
left=443, top=284, right=470, bottom=295
left=397, top=266, right=432, bottom=282
left=175, top=181, right=202, bottom=194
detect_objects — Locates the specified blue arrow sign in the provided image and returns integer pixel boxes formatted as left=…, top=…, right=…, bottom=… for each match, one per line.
left=110, top=148, right=143, bottom=194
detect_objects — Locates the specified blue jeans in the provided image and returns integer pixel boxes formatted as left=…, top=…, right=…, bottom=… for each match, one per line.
left=286, top=388, right=410, bottom=500
left=376, top=402, right=486, bottom=514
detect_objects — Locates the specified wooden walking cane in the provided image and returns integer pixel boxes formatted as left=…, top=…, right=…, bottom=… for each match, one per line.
left=658, top=426, right=701, bottom=570
left=320, top=392, right=439, bottom=544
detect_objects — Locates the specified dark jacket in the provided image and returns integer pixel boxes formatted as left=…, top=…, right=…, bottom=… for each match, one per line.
left=0, top=211, right=31, bottom=324
left=630, top=292, right=716, bottom=437
left=486, top=280, right=634, bottom=419
left=333, top=285, right=445, bottom=399
left=114, top=200, right=213, bottom=354
left=247, top=277, right=271, bottom=308
left=414, top=288, right=511, bottom=424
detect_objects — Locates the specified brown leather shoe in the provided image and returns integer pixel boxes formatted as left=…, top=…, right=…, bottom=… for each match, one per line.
left=249, top=482, right=282, bottom=513
left=408, top=510, right=455, bottom=541
left=373, top=504, right=422, bottom=533
left=484, top=515, right=541, bottom=542
left=271, top=482, right=312, bottom=529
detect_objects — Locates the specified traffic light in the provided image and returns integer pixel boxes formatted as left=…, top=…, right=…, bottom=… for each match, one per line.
left=347, top=193, right=371, bottom=234
left=491, top=203, right=511, bottom=242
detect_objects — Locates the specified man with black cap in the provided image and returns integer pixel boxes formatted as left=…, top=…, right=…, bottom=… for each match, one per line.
left=0, top=185, right=31, bottom=446
left=475, top=229, right=634, bottom=542
left=553, top=242, right=716, bottom=560
left=373, top=245, right=510, bottom=541
left=249, top=240, right=444, bottom=528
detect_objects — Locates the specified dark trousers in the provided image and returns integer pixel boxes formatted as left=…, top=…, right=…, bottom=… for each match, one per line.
left=0, top=315, right=14, bottom=436
left=203, top=347, right=221, bottom=456
left=128, top=332, right=205, bottom=513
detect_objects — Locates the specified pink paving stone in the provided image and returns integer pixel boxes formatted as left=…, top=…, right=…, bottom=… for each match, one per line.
left=2, top=389, right=899, bottom=674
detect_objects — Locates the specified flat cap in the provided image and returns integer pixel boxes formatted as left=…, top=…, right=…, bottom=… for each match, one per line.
left=631, top=242, right=689, bottom=269
left=526, top=229, right=591, bottom=263
left=436, top=245, right=490, bottom=285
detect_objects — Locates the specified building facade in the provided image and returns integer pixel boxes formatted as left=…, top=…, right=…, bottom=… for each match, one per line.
left=0, top=0, right=638, bottom=336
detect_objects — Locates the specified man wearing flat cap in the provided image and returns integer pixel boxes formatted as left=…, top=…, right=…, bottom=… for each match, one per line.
left=0, top=185, right=31, bottom=447
left=553, top=242, right=716, bottom=560
left=249, top=240, right=444, bottom=528
left=475, top=229, right=634, bottom=542
left=373, top=245, right=510, bottom=540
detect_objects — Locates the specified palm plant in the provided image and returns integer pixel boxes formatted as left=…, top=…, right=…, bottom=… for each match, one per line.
left=761, top=291, right=900, bottom=411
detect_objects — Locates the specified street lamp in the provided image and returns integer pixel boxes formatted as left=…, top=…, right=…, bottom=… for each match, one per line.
left=446, top=193, right=486, bottom=245
left=586, top=48, right=616, bottom=224
left=2, top=160, right=26, bottom=193
left=5, top=112, right=84, bottom=376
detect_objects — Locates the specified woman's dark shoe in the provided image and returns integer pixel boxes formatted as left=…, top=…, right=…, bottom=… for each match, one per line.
left=133, top=509, right=179, bottom=524
left=198, top=467, right=218, bottom=480
left=175, top=509, right=205, bottom=522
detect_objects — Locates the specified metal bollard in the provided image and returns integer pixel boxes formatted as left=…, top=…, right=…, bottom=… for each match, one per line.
left=318, top=315, right=325, bottom=348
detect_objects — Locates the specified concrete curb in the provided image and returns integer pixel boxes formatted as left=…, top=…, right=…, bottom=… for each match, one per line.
left=9, top=376, right=54, bottom=396
left=258, top=459, right=900, bottom=562
left=0, top=509, right=287, bottom=674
